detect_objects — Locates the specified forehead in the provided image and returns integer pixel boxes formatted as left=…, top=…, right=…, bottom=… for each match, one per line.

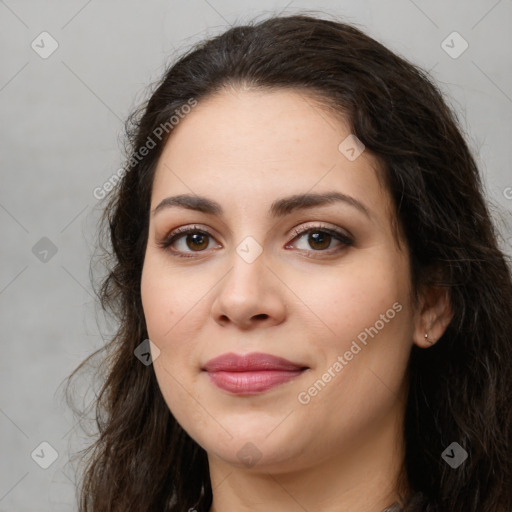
left=158, top=87, right=353, bottom=169
left=151, top=87, right=391, bottom=223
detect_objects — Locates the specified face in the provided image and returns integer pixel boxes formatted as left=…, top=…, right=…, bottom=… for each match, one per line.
left=140, top=88, right=417, bottom=474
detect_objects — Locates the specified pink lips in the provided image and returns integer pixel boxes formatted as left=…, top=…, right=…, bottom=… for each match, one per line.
left=202, top=352, right=308, bottom=395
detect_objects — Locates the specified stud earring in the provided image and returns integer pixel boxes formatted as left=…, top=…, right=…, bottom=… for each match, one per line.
left=425, top=332, right=434, bottom=345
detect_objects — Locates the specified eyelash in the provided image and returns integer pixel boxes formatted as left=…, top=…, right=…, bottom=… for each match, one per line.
left=157, top=224, right=354, bottom=259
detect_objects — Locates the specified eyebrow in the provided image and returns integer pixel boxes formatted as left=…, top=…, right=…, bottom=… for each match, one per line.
left=152, top=191, right=372, bottom=219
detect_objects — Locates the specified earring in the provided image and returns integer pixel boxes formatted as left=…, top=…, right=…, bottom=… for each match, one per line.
left=425, top=332, right=434, bottom=345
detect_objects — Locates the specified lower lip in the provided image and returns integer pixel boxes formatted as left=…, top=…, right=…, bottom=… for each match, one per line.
left=205, top=369, right=306, bottom=395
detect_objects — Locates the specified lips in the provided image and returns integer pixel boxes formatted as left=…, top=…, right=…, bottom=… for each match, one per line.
left=202, top=352, right=307, bottom=372
left=202, top=352, right=309, bottom=395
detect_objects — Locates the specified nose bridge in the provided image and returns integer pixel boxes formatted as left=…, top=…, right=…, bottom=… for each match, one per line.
left=211, top=236, right=286, bottom=327
left=223, top=238, right=267, bottom=301
left=222, top=206, right=268, bottom=287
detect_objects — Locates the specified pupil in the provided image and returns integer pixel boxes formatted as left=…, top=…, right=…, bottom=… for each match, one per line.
left=310, top=232, right=330, bottom=250
left=187, top=234, right=208, bottom=251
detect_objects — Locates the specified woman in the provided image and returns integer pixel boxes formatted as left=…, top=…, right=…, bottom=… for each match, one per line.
left=65, top=13, right=512, bottom=512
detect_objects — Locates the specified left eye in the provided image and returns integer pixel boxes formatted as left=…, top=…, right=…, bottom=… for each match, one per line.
left=289, top=227, right=350, bottom=252
left=287, top=226, right=353, bottom=253
left=158, top=225, right=353, bottom=258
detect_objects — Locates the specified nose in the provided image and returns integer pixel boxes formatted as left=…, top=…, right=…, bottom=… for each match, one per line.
left=211, top=250, right=287, bottom=330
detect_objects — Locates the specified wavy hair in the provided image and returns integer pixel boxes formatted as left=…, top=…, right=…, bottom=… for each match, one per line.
left=64, top=12, right=512, bottom=512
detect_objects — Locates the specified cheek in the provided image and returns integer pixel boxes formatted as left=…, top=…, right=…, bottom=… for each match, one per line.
left=140, top=261, right=197, bottom=399
left=290, top=253, right=412, bottom=402
left=290, top=255, right=407, bottom=345
left=141, top=262, right=208, bottom=431
left=140, top=254, right=202, bottom=342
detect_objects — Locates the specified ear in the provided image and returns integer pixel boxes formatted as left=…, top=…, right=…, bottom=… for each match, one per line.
left=412, top=283, right=453, bottom=348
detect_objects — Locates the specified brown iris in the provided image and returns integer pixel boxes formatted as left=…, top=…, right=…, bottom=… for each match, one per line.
left=186, top=233, right=209, bottom=251
left=307, top=231, right=331, bottom=250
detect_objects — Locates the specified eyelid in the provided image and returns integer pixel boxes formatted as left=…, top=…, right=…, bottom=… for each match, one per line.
left=288, top=222, right=353, bottom=243
left=157, top=222, right=353, bottom=257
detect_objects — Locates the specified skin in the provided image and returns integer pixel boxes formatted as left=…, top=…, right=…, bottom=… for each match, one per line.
left=140, top=87, right=453, bottom=512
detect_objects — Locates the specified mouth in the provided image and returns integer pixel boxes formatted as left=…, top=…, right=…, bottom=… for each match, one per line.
left=201, top=352, right=309, bottom=395
left=204, top=368, right=308, bottom=394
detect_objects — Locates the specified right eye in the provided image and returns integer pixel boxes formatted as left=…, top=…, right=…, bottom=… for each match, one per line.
left=157, top=225, right=220, bottom=258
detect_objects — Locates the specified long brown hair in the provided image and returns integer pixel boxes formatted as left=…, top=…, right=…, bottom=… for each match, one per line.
left=64, top=13, right=512, bottom=511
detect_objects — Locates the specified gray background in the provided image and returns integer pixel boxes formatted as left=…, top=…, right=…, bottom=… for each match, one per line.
left=1, top=0, right=511, bottom=510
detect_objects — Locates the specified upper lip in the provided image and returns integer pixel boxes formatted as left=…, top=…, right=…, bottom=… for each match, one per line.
left=202, top=352, right=308, bottom=372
